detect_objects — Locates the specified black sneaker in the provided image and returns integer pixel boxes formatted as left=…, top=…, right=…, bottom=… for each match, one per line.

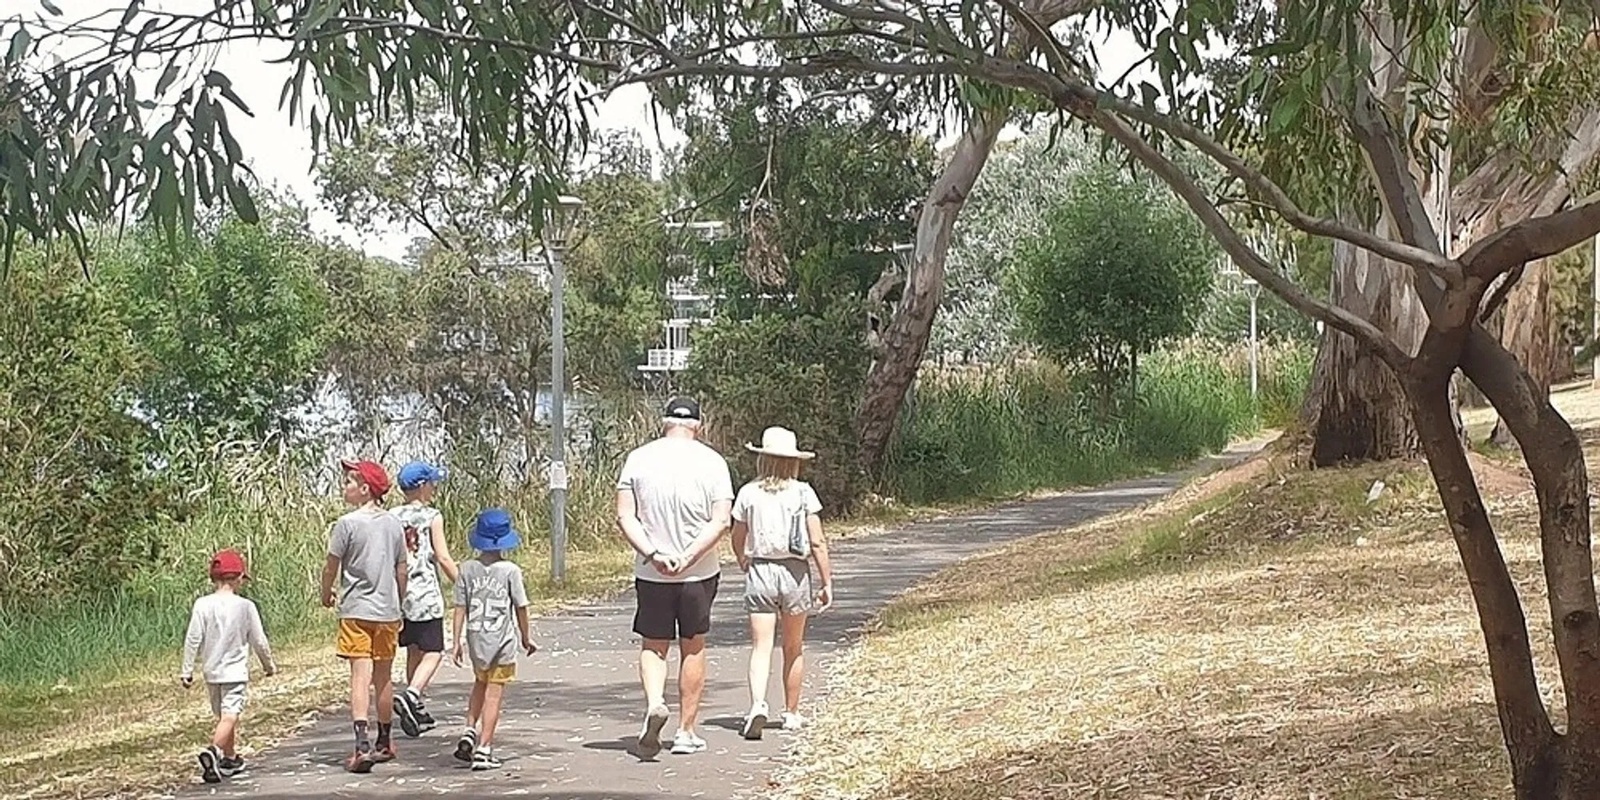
left=394, top=692, right=423, bottom=738
left=197, top=746, right=223, bottom=784
left=219, top=755, right=246, bottom=777
left=417, top=708, right=437, bottom=729
left=453, top=729, right=478, bottom=763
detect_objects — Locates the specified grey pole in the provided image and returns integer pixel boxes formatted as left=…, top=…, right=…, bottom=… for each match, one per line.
left=546, top=195, right=582, bottom=584
left=549, top=240, right=568, bottom=584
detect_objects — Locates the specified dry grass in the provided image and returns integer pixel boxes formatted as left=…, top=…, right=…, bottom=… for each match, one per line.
left=773, top=411, right=1593, bottom=799
left=0, top=543, right=636, bottom=800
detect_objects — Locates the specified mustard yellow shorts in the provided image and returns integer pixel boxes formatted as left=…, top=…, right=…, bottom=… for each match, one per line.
left=337, top=618, right=401, bottom=661
left=474, top=663, right=516, bottom=685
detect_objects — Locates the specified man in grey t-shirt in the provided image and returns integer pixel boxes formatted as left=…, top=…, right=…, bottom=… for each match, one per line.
left=615, top=397, right=734, bottom=758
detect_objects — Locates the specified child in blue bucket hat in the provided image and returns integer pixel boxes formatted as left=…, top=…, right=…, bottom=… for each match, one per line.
left=450, top=508, right=536, bottom=771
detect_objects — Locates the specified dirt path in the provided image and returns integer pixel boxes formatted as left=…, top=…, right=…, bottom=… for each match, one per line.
left=179, top=436, right=1273, bottom=800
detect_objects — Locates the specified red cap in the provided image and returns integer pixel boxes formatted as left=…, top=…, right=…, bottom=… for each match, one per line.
left=341, top=458, right=392, bottom=498
left=209, top=549, right=249, bottom=581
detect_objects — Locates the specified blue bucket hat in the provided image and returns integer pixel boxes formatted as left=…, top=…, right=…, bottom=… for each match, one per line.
left=468, top=508, right=522, bottom=552
left=397, top=461, right=448, bottom=492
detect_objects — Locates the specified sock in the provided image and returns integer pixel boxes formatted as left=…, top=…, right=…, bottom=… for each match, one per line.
left=353, top=720, right=370, bottom=749
left=376, top=723, right=392, bottom=745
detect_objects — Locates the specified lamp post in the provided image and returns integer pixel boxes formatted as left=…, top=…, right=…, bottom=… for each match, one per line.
left=1242, top=276, right=1261, bottom=402
left=543, top=194, right=584, bottom=584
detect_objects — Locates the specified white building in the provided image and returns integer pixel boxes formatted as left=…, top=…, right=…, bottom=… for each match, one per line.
left=639, top=220, right=726, bottom=373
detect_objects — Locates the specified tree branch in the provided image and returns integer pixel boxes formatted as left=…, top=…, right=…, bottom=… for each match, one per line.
left=1459, top=198, right=1600, bottom=281
left=1347, top=66, right=1444, bottom=254
left=1097, top=92, right=1464, bottom=286
left=1089, top=109, right=1409, bottom=369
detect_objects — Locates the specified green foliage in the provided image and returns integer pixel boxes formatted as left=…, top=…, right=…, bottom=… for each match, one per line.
left=679, top=302, right=871, bottom=514
left=1009, top=163, right=1215, bottom=394
left=101, top=208, right=332, bottom=442
left=0, top=247, right=177, bottom=611
left=672, top=90, right=936, bottom=315
left=884, top=339, right=1313, bottom=504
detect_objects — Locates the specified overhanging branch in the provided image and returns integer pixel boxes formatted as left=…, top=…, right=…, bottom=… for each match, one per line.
left=1459, top=198, right=1600, bottom=280
left=1088, top=110, right=1409, bottom=369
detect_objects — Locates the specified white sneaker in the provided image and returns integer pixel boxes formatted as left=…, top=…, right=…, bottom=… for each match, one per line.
left=669, top=731, right=707, bottom=754
left=741, top=701, right=770, bottom=740
left=780, top=711, right=807, bottom=731
left=637, top=704, right=670, bottom=758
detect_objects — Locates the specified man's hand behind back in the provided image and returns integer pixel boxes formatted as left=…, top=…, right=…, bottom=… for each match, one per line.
left=649, top=551, right=683, bottom=576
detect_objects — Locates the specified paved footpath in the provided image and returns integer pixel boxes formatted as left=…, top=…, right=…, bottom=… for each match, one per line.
left=187, top=439, right=1266, bottom=800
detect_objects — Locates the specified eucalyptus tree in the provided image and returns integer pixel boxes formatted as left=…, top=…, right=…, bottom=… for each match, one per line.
left=7, top=4, right=1600, bottom=793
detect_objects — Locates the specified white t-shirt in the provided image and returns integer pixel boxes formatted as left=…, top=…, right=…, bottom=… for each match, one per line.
left=616, top=437, right=735, bottom=583
left=733, top=479, right=823, bottom=561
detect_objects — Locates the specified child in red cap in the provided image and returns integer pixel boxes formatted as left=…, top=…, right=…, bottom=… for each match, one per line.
left=180, top=549, right=277, bottom=784
left=320, top=458, right=409, bottom=773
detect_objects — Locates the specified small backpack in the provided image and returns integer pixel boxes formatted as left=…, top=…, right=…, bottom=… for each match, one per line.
left=785, top=484, right=811, bottom=558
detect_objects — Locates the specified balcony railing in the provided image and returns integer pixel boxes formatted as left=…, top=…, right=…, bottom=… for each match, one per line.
left=638, top=348, right=692, bottom=372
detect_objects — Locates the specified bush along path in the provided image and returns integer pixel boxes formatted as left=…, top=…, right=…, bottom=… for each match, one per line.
left=186, top=436, right=1273, bottom=800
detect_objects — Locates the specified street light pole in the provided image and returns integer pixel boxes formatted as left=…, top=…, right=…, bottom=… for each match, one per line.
left=1243, top=276, right=1260, bottom=402
left=545, top=195, right=584, bottom=584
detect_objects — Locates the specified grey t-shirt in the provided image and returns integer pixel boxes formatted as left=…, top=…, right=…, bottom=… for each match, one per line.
left=327, top=508, right=407, bottom=623
left=616, top=437, right=735, bottom=584
left=453, top=558, right=530, bottom=671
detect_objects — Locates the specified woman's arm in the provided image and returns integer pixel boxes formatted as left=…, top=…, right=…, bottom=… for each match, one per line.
left=731, top=519, right=751, bottom=571
left=807, top=514, right=833, bottom=611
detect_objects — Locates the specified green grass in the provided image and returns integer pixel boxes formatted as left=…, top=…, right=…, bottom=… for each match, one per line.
left=881, top=339, right=1313, bottom=504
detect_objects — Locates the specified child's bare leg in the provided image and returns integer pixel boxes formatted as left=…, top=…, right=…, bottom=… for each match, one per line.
left=410, top=651, right=444, bottom=695
left=373, top=660, right=396, bottom=725
left=404, top=646, right=421, bottom=685
left=212, top=714, right=240, bottom=757
left=479, top=683, right=506, bottom=748
left=779, top=612, right=808, bottom=713
left=466, top=680, right=487, bottom=730
left=349, top=658, right=374, bottom=725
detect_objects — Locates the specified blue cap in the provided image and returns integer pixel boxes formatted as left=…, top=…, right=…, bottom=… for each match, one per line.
left=468, top=508, right=522, bottom=552
left=397, top=461, right=447, bottom=492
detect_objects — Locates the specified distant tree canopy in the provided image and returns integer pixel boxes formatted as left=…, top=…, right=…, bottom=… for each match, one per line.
left=1010, top=163, right=1215, bottom=395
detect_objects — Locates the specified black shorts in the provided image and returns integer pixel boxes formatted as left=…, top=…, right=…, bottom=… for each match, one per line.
left=633, top=575, right=720, bottom=641
left=399, top=617, right=445, bottom=653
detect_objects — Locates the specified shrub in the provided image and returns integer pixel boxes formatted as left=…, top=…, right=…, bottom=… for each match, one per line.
left=678, top=301, right=869, bottom=514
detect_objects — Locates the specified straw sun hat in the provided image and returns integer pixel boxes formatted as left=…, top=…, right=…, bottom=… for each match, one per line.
left=745, top=426, right=816, bottom=460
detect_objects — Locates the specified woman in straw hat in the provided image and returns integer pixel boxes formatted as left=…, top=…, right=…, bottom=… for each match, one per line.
left=730, top=426, right=835, bottom=740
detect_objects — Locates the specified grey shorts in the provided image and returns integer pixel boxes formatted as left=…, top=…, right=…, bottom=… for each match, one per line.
left=744, top=559, right=813, bottom=615
left=208, top=681, right=248, bottom=717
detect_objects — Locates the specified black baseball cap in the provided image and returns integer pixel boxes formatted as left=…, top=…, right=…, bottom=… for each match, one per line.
left=664, top=396, right=702, bottom=421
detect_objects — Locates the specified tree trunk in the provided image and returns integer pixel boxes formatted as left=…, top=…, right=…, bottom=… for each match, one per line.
left=1299, top=237, right=1428, bottom=465
left=1459, top=326, right=1600, bottom=800
left=1490, top=259, right=1558, bottom=446
left=856, top=108, right=1004, bottom=472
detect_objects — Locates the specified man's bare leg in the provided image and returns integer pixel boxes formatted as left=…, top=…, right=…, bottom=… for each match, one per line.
left=637, top=639, right=672, bottom=757
left=678, top=634, right=707, bottom=734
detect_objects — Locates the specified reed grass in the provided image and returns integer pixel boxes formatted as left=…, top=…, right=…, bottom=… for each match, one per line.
left=881, top=339, right=1312, bottom=504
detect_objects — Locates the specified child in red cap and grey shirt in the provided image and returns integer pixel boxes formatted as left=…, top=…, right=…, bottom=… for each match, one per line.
left=180, top=548, right=277, bottom=784
left=320, top=458, right=409, bottom=773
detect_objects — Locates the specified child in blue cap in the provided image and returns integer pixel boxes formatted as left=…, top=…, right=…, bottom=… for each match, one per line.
left=391, top=461, right=457, bottom=737
left=451, top=508, right=536, bottom=770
